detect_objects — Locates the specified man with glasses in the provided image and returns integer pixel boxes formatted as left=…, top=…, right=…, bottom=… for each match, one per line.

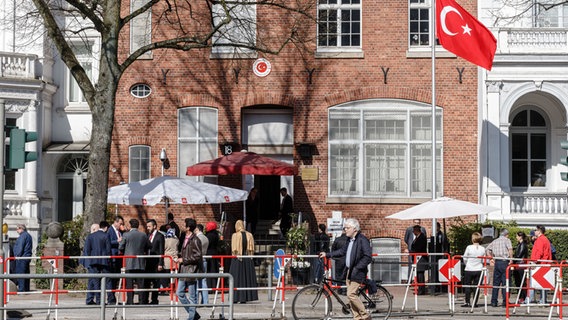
left=319, top=218, right=372, bottom=320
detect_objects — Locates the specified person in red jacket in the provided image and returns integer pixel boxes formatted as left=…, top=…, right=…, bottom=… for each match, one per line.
left=529, top=225, right=552, bottom=305
left=531, top=225, right=552, bottom=262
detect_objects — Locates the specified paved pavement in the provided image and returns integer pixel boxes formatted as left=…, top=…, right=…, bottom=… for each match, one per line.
left=1, top=286, right=559, bottom=319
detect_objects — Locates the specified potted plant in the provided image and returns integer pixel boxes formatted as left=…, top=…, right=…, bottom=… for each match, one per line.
left=286, top=220, right=311, bottom=284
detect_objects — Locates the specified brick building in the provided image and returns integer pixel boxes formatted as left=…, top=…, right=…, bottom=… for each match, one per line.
left=109, top=0, right=480, bottom=244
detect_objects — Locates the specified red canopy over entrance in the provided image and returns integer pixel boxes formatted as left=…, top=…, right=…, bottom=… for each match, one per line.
left=186, top=151, right=298, bottom=176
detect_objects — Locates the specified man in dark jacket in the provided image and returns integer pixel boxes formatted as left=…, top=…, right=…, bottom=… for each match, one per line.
left=13, top=224, right=33, bottom=292
left=410, top=225, right=428, bottom=295
left=141, top=219, right=165, bottom=305
left=279, top=187, right=293, bottom=238
left=82, top=223, right=112, bottom=305
left=177, top=218, right=203, bottom=320
left=319, top=218, right=372, bottom=320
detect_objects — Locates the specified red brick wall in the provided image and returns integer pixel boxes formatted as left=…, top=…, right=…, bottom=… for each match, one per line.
left=110, top=0, right=479, bottom=239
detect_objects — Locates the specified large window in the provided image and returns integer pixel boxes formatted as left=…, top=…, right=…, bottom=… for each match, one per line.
left=329, top=100, right=442, bottom=198
left=317, top=0, right=361, bottom=50
left=68, top=41, right=94, bottom=103
left=129, top=145, right=150, bottom=182
left=536, top=4, right=568, bottom=27
left=409, top=0, right=431, bottom=47
left=211, top=1, right=256, bottom=57
left=510, top=109, right=547, bottom=187
left=178, top=108, right=218, bottom=180
left=130, top=0, right=152, bottom=58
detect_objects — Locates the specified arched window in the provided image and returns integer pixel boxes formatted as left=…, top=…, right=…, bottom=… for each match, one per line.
left=510, top=108, right=547, bottom=187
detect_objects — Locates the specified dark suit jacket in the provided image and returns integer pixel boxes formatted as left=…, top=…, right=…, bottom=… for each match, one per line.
left=327, top=232, right=372, bottom=283
left=146, top=231, right=165, bottom=271
left=118, top=229, right=151, bottom=271
left=83, top=230, right=111, bottom=267
left=108, top=225, right=122, bottom=257
left=280, top=194, right=293, bottom=225
left=410, top=232, right=429, bottom=271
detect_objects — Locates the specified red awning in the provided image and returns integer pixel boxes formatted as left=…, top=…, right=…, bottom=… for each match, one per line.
left=186, top=151, right=298, bottom=176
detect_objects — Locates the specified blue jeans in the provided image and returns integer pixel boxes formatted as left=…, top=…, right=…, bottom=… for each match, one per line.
left=491, top=260, right=508, bottom=305
left=177, top=279, right=198, bottom=320
left=197, top=260, right=208, bottom=304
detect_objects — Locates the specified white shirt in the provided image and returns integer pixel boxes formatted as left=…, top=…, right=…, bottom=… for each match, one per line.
left=463, top=244, right=486, bottom=271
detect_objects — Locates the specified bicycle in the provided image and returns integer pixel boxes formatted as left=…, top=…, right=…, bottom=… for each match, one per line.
left=291, top=276, right=393, bottom=320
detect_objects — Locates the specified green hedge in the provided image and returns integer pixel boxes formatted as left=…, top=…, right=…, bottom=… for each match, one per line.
left=448, top=219, right=568, bottom=261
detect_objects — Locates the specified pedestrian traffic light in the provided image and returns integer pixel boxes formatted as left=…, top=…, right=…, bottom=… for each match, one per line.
left=561, top=140, right=568, bottom=181
left=7, top=128, right=38, bottom=170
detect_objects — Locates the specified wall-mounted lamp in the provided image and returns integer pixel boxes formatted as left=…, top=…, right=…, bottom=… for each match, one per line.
left=160, top=148, right=170, bottom=176
left=297, top=143, right=314, bottom=159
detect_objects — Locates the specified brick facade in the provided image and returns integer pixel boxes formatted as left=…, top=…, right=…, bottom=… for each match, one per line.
left=109, top=0, right=479, bottom=243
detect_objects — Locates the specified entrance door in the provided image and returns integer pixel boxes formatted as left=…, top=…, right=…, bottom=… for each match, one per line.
left=56, top=155, right=88, bottom=222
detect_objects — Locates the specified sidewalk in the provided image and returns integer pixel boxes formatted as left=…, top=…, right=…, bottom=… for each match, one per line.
left=2, top=286, right=558, bottom=319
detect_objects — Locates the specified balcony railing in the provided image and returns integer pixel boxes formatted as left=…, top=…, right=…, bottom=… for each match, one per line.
left=496, top=28, right=568, bottom=54
left=0, top=52, right=38, bottom=79
left=510, top=192, right=568, bottom=215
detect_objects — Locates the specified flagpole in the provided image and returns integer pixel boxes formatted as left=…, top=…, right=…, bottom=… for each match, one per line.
left=431, top=0, right=438, bottom=253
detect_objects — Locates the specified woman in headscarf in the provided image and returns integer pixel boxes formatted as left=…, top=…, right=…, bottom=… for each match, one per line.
left=162, top=228, right=179, bottom=295
left=229, top=220, right=258, bottom=303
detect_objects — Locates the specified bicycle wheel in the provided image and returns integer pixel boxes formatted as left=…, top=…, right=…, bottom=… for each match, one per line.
left=363, top=285, right=392, bottom=320
left=292, top=284, right=332, bottom=320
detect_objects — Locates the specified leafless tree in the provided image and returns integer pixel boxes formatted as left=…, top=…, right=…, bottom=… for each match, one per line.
left=17, top=0, right=316, bottom=233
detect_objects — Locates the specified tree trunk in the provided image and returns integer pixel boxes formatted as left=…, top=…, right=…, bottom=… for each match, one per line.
left=82, top=83, right=117, bottom=236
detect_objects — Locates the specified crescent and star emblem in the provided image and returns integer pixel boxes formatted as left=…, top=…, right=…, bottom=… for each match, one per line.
left=440, top=6, right=472, bottom=37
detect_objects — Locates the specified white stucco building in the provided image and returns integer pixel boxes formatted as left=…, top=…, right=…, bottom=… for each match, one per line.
left=0, top=1, right=92, bottom=246
left=479, top=0, right=568, bottom=227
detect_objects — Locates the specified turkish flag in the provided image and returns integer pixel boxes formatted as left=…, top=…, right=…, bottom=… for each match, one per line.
left=436, top=0, right=497, bottom=70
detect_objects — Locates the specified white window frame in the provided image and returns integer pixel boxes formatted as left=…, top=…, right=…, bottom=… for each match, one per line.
left=129, top=145, right=151, bottom=182
left=535, top=4, right=568, bottom=28
left=178, top=107, right=218, bottom=182
left=211, top=1, right=257, bottom=59
left=66, top=39, right=99, bottom=106
left=130, top=0, right=153, bottom=59
left=316, top=0, right=363, bottom=57
left=328, top=99, right=443, bottom=198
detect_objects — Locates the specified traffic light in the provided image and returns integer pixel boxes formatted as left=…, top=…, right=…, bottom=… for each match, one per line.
left=7, top=128, right=38, bottom=170
left=561, top=140, right=568, bottom=181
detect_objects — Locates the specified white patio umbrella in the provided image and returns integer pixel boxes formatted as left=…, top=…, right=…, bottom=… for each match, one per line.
left=107, top=175, right=248, bottom=205
left=386, top=197, right=499, bottom=220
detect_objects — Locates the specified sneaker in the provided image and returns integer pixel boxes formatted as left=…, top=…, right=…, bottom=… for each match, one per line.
left=461, top=303, right=471, bottom=307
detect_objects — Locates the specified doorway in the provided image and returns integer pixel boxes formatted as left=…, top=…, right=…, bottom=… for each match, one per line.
left=56, top=155, right=88, bottom=222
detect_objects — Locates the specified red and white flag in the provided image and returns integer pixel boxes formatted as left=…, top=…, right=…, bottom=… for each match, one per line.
left=436, top=0, right=497, bottom=70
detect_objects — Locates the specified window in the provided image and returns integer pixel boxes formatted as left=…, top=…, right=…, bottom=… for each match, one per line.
left=129, top=145, right=150, bottom=182
left=535, top=4, right=568, bottom=27
left=130, top=83, right=151, bottom=98
left=329, top=100, right=442, bottom=198
left=68, top=41, right=94, bottom=103
left=211, top=1, right=256, bottom=58
left=510, top=109, right=547, bottom=187
left=178, top=108, right=218, bottom=180
left=317, top=0, right=361, bottom=50
left=131, top=0, right=152, bottom=59
left=409, top=0, right=431, bottom=47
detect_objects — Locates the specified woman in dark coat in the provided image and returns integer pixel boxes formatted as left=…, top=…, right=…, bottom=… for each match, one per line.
left=514, top=231, right=529, bottom=303
left=229, top=220, right=258, bottom=303
left=205, top=221, right=220, bottom=289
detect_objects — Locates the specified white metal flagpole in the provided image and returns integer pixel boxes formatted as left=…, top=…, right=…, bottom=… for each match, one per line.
left=431, top=0, right=438, bottom=251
